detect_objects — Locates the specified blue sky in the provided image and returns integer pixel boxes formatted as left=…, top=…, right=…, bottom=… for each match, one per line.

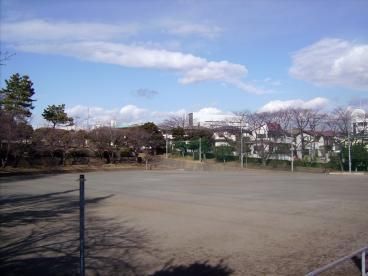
left=1, top=0, right=367, bottom=127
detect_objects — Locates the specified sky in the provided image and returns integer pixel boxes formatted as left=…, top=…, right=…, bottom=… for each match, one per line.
left=0, top=0, right=367, bottom=128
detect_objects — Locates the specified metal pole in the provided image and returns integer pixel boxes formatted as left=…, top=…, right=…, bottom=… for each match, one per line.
left=362, top=250, right=366, bottom=276
left=290, top=128, right=294, bottom=173
left=245, top=151, right=248, bottom=169
left=240, top=121, right=244, bottom=168
left=165, top=132, right=168, bottom=158
left=199, top=137, right=202, bottom=162
left=348, top=130, right=352, bottom=173
left=79, top=175, right=85, bottom=276
left=306, top=246, right=368, bottom=276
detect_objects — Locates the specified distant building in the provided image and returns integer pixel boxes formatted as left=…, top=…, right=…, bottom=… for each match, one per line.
left=351, top=108, right=367, bottom=136
left=188, top=113, right=193, bottom=128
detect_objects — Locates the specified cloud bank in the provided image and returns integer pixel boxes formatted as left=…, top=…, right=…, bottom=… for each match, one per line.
left=65, top=104, right=234, bottom=128
left=1, top=19, right=267, bottom=95
left=290, top=38, right=368, bottom=90
left=258, top=97, right=329, bottom=113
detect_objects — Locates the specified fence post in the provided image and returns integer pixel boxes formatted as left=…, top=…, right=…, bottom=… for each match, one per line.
left=79, top=174, right=85, bottom=276
left=362, top=250, right=366, bottom=276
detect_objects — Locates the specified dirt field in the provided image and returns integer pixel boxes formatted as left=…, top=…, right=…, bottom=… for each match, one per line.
left=1, top=169, right=367, bottom=275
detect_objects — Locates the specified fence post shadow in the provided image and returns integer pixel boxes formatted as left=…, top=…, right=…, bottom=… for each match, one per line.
left=0, top=189, right=153, bottom=276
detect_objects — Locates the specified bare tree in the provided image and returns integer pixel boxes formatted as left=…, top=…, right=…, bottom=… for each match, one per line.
left=290, top=108, right=315, bottom=159
left=0, top=51, right=15, bottom=66
left=88, top=127, right=121, bottom=163
left=326, top=107, right=352, bottom=144
left=247, top=112, right=274, bottom=166
left=272, top=109, right=293, bottom=133
left=307, top=110, right=325, bottom=160
left=160, top=114, right=187, bottom=130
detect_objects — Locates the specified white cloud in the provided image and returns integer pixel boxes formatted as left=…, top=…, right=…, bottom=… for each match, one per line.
left=66, top=104, right=235, bottom=127
left=179, top=61, right=246, bottom=84
left=119, top=104, right=147, bottom=119
left=258, top=97, right=329, bottom=113
left=194, top=107, right=234, bottom=123
left=263, top=78, right=281, bottom=86
left=161, top=20, right=222, bottom=38
left=1, top=19, right=138, bottom=42
left=1, top=19, right=266, bottom=95
left=67, top=104, right=148, bottom=127
left=290, top=38, right=368, bottom=90
left=229, top=79, right=271, bottom=95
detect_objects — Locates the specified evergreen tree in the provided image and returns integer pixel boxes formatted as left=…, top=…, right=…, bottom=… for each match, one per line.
left=0, top=73, right=35, bottom=167
left=0, top=73, right=35, bottom=122
left=42, top=104, right=74, bottom=128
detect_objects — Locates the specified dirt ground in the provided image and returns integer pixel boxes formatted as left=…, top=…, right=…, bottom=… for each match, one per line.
left=1, top=169, right=367, bottom=275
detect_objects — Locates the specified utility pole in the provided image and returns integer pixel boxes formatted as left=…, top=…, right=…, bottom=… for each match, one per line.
left=291, top=144, right=294, bottom=173
left=348, top=129, right=352, bottom=173
left=199, top=137, right=202, bottom=162
left=245, top=144, right=248, bottom=169
left=87, top=107, right=90, bottom=130
left=290, top=127, right=294, bottom=173
left=240, top=119, right=244, bottom=168
left=165, top=132, right=168, bottom=158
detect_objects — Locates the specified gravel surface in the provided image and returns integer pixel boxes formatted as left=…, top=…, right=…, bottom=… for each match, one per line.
left=1, top=170, right=367, bottom=275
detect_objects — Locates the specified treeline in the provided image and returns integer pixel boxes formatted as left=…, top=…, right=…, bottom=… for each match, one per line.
left=0, top=73, right=166, bottom=168
left=163, top=107, right=368, bottom=171
left=1, top=73, right=367, bottom=171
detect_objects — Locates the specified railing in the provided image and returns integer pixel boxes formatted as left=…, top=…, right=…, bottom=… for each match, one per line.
left=306, top=246, right=367, bottom=276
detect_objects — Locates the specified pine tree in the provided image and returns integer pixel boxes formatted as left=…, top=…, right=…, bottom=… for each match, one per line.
left=0, top=73, right=35, bottom=121
left=42, top=104, right=74, bottom=128
left=0, top=73, right=35, bottom=167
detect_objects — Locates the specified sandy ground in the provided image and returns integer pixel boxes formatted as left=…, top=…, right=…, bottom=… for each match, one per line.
left=1, top=169, right=367, bottom=275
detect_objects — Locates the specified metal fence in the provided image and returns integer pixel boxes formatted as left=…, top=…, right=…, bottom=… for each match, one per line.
left=306, top=246, right=368, bottom=276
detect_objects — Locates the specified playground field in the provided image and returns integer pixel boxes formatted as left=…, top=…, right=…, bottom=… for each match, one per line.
left=1, top=170, right=367, bottom=275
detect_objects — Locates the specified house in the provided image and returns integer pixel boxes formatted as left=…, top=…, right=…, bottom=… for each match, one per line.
left=351, top=108, right=368, bottom=138
left=295, top=130, right=337, bottom=161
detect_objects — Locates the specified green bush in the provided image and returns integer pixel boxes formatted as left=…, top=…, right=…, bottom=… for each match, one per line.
left=206, top=152, right=215, bottom=159
left=266, top=159, right=289, bottom=168
left=244, top=157, right=262, bottom=164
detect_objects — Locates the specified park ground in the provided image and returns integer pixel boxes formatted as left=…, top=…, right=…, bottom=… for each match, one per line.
left=1, top=169, right=367, bottom=275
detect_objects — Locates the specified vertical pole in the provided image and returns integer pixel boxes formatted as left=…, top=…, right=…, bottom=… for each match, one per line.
left=79, top=175, right=85, bottom=276
left=290, top=128, right=294, bottom=173
left=165, top=132, right=168, bottom=158
left=240, top=121, right=244, bottom=168
left=348, top=130, right=352, bottom=173
left=362, top=250, right=366, bottom=276
left=245, top=151, right=248, bottom=169
left=199, top=137, right=202, bottom=162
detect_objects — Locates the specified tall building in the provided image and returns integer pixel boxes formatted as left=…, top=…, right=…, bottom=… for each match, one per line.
left=188, top=112, right=193, bottom=128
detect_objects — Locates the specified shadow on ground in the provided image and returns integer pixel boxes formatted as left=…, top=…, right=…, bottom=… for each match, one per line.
left=0, top=186, right=235, bottom=276
left=0, top=173, right=59, bottom=183
left=0, top=188, right=152, bottom=276
left=150, top=260, right=233, bottom=276
left=352, top=255, right=368, bottom=275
